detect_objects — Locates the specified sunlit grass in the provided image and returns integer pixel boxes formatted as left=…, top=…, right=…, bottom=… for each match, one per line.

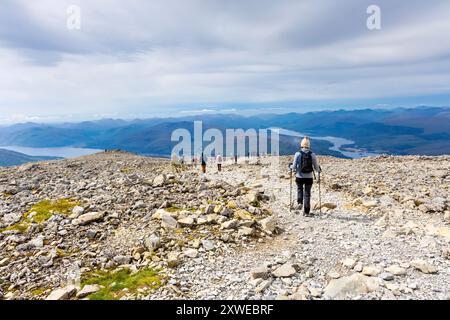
left=81, top=268, right=163, bottom=300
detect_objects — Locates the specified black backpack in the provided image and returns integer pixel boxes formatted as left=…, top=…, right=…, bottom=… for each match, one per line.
left=295, top=150, right=313, bottom=173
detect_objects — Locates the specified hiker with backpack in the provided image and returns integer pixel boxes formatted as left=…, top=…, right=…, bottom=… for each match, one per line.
left=201, top=153, right=207, bottom=174
left=291, top=137, right=321, bottom=216
left=216, top=153, right=223, bottom=172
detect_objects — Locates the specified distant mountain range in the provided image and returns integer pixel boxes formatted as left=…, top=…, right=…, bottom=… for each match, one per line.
left=0, top=149, right=61, bottom=167
left=0, top=107, right=449, bottom=162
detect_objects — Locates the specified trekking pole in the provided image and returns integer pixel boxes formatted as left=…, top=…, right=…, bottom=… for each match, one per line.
left=318, top=168, right=322, bottom=215
left=289, top=165, right=293, bottom=212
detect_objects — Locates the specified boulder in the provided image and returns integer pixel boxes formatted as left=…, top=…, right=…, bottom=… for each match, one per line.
left=221, top=219, right=238, bottom=229
left=73, top=212, right=104, bottom=225
left=46, top=285, right=77, bottom=300
left=144, top=234, right=161, bottom=251
left=202, top=239, right=215, bottom=251
left=272, top=263, right=296, bottom=278
left=183, top=248, right=199, bottom=258
left=411, top=259, right=437, bottom=274
left=324, top=273, right=377, bottom=299
left=113, top=255, right=132, bottom=265
left=385, top=265, right=406, bottom=276
left=76, top=284, right=101, bottom=298
left=153, top=174, right=166, bottom=187
left=362, top=266, right=382, bottom=277
left=238, top=227, right=254, bottom=237
left=71, top=206, right=84, bottom=216
left=250, top=266, right=269, bottom=279
left=259, top=216, right=276, bottom=233
left=167, top=252, right=181, bottom=268
left=161, top=214, right=179, bottom=229
left=178, top=217, right=195, bottom=227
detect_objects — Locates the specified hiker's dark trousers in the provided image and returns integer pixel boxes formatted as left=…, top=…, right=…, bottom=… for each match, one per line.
left=296, top=178, right=313, bottom=214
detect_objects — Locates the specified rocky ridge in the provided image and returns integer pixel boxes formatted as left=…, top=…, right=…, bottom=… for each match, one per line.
left=0, top=152, right=449, bottom=300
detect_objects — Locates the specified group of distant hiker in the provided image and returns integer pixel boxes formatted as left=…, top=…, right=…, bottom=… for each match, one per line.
left=189, top=136, right=321, bottom=217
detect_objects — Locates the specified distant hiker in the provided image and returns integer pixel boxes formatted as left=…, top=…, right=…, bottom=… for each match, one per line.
left=201, top=153, right=207, bottom=174
left=292, top=137, right=321, bottom=216
left=216, top=154, right=223, bottom=172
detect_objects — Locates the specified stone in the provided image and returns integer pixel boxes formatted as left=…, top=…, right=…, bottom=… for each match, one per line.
left=342, top=258, right=357, bottom=269
left=385, top=265, right=407, bottom=276
left=291, top=285, right=310, bottom=300
left=410, top=259, right=437, bottom=274
left=76, top=284, right=101, bottom=298
left=444, top=211, right=450, bottom=223
left=255, top=279, right=272, bottom=293
left=196, top=216, right=208, bottom=225
left=73, top=212, right=104, bottom=225
left=250, top=266, right=270, bottom=279
left=353, top=263, right=363, bottom=272
left=205, top=204, right=215, bottom=214
left=362, top=266, right=382, bottom=277
left=178, top=217, right=195, bottom=227
left=272, top=263, right=296, bottom=278
left=153, top=174, right=166, bottom=187
left=238, top=227, right=254, bottom=237
left=327, top=271, right=341, bottom=279
left=379, top=272, right=394, bottom=281
left=309, top=287, right=323, bottom=298
left=86, top=229, right=98, bottom=239
left=322, top=203, right=337, bottom=210
left=167, top=252, right=181, bottom=268
left=113, top=255, right=132, bottom=265
left=259, top=216, right=276, bottom=233
left=72, top=206, right=84, bottom=216
left=324, top=273, right=376, bottom=300
left=0, top=258, right=10, bottom=267
left=202, top=240, right=215, bottom=251
left=29, top=236, right=44, bottom=249
left=234, top=209, right=253, bottom=220
left=162, top=214, right=179, bottom=229
left=221, top=219, right=238, bottom=229
left=46, top=285, right=77, bottom=300
left=362, top=200, right=378, bottom=209
left=183, top=248, right=198, bottom=258
left=144, top=234, right=161, bottom=251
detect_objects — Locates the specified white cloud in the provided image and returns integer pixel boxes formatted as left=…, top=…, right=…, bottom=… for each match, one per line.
left=0, top=0, right=450, bottom=122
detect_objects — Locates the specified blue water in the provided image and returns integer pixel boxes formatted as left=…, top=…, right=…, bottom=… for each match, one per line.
left=0, top=146, right=103, bottom=159
left=269, top=128, right=379, bottom=159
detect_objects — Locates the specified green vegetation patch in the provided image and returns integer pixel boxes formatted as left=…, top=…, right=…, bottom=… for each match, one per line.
left=24, top=198, right=80, bottom=223
left=1, top=198, right=80, bottom=233
left=81, top=268, right=163, bottom=300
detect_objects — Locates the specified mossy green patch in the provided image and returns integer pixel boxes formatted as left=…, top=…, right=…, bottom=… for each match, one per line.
left=1, top=198, right=80, bottom=233
left=81, top=268, right=163, bottom=300
left=24, top=199, right=80, bottom=223
left=1, top=221, right=31, bottom=233
left=31, top=288, right=49, bottom=297
left=165, top=206, right=182, bottom=213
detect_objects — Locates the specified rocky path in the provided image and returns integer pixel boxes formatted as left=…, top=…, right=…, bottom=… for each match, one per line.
left=164, top=157, right=450, bottom=300
left=1, top=152, right=449, bottom=300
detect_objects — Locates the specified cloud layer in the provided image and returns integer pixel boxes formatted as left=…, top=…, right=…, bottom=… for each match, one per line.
left=1, top=0, right=450, bottom=123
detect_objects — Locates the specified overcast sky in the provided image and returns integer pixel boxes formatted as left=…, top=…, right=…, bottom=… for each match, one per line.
left=1, top=0, right=450, bottom=124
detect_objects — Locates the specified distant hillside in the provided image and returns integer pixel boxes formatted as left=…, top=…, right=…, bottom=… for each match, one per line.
left=0, top=107, right=448, bottom=157
left=0, top=149, right=61, bottom=167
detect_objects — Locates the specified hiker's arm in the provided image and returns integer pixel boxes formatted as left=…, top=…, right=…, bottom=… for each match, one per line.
left=292, top=152, right=299, bottom=172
